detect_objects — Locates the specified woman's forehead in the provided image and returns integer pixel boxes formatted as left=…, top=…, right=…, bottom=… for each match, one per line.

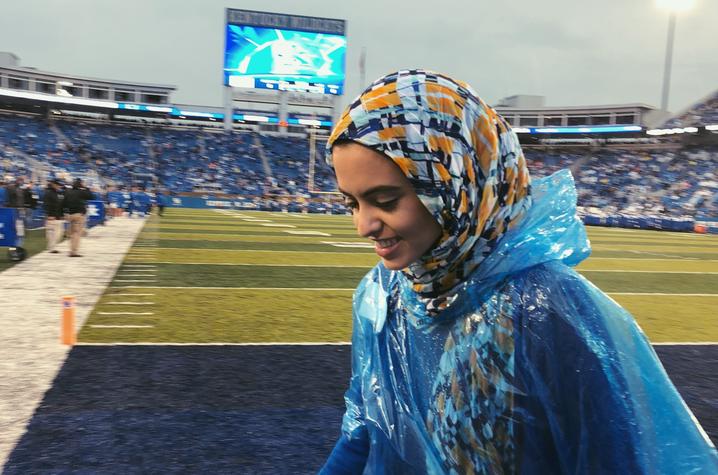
left=332, top=143, right=411, bottom=194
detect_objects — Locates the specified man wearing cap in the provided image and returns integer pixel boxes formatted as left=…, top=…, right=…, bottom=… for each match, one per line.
left=63, top=178, right=93, bottom=257
left=43, top=179, right=64, bottom=253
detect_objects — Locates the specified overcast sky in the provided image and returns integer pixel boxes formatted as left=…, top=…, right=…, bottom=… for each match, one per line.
left=1, top=0, right=716, bottom=113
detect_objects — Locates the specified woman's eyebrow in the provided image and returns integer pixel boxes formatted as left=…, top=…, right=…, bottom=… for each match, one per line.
left=338, top=185, right=403, bottom=199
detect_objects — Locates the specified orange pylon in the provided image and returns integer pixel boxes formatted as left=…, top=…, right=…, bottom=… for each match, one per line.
left=61, top=296, right=76, bottom=345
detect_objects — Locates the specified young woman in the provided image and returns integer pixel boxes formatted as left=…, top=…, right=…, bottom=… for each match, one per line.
left=320, top=70, right=717, bottom=474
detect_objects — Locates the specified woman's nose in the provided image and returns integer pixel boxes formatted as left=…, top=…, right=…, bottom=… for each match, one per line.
left=354, top=207, right=382, bottom=238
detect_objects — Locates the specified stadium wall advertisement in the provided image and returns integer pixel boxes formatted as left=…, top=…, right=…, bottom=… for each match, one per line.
left=0, top=208, right=19, bottom=246
left=161, top=198, right=713, bottom=232
left=223, top=9, right=347, bottom=95
left=86, top=200, right=106, bottom=228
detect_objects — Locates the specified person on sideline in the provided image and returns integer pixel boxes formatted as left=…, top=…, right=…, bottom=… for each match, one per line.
left=62, top=178, right=93, bottom=257
left=43, top=178, right=64, bottom=253
left=320, top=70, right=718, bottom=474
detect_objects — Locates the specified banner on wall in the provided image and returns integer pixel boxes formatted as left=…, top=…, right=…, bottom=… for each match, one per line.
left=86, top=200, right=106, bottom=228
left=0, top=208, right=19, bottom=246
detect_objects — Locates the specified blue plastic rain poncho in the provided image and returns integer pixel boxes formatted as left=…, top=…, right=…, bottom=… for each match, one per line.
left=320, top=70, right=718, bottom=474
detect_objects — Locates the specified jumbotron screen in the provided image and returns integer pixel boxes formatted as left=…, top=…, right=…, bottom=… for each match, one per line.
left=223, top=24, right=346, bottom=95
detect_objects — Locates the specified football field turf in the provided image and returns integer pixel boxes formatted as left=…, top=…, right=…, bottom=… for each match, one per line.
left=6, top=209, right=717, bottom=473
left=78, top=208, right=718, bottom=344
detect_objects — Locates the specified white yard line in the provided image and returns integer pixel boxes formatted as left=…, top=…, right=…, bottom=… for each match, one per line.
left=321, top=241, right=375, bottom=248
left=89, top=325, right=155, bottom=329
left=142, top=261, right=371, bottom=268
left=77, top=341, right=351, bottom=346
left=284, top=230, right=331, bottom=236
left=108, top=293, right=155, bottom=296
left=97, top=311, right=155, bottom=315
left=104, top=302, right=156, bottom=305
left=125, top=248, right=372, bottom=255
left=114, top=279, right=158, bottom=283
left=652, top=342, right=718, bottom=345
left=74, top=341, right=717, bottom=347
left=587, top=257, right=708, bottom=261
left=607, top=292, right=718, bottom=297
left=581, top=270, right=718, bottom=274
left=111, top=286, right=355, bottom=290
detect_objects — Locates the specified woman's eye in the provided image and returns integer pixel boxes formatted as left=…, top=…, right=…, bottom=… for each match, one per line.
left=376, top=198, right=398, bottom=210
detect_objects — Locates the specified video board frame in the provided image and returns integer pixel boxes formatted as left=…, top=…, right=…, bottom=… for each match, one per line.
left=223, top=9, right=347, bottom=96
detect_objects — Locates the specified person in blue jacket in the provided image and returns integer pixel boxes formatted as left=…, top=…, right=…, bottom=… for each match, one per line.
left=320, top=70, right=717, bottom=474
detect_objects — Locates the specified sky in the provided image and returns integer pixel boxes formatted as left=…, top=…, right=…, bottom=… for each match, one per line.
left=1, top=0, right=716, bottom=113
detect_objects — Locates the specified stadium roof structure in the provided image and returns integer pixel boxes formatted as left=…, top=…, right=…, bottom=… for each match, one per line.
left=0, top=65, right=177, bottom=91
left=0, top=55, right=176, bottom=112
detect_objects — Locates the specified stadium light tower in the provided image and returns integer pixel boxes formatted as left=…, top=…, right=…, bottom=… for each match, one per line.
left=656, top=0, right=696, bottom=111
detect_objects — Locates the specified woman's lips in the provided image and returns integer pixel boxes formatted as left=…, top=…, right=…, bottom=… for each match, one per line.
left=374, top=237, right=401, bottom=258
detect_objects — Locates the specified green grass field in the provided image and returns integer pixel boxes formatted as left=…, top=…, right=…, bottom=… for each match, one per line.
left=0, top=228, right=50, bottom=272
left=78, top=209, right=718, bottom=344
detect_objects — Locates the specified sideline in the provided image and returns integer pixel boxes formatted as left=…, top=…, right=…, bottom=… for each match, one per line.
left=0, top=217, right=146, bottom=467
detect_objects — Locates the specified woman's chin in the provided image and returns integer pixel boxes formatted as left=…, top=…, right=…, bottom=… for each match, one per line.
left=381, top=257, right=410, bottom=271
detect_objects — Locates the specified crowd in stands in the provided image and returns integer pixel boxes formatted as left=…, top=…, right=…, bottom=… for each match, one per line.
left=525, top=147, right=717, bottom=220
left=664, top=89, right=718, bottom=128
left=1, top=111, right=716, bottom=221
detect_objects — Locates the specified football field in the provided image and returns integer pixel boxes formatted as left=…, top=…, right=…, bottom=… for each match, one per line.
left=79, top=208, right=718, bottom=345
left=5, top=208, right=717, bottom=473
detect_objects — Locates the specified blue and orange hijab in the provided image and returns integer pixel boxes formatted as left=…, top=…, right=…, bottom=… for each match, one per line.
left=326, top=69, right=532, bottom=315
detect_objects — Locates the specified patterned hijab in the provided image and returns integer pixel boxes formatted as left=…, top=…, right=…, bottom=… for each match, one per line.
left=326, top=70, right=532, bottom=315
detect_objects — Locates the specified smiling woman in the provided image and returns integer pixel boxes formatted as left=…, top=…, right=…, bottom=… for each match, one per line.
left=332, top=141, right=441, bottom=270
left=319, top=69, right=718, bottom=474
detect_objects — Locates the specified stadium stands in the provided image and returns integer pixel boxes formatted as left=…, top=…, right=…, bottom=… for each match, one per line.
left=1, top=110, right=716, bottom=222
left=663, top=89, right=718, bottom=128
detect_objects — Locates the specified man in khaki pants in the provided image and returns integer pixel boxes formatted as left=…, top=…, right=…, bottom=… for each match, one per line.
left=43, top=179, right=64, bottom=253
left=62, top=178, right=93, bottom=257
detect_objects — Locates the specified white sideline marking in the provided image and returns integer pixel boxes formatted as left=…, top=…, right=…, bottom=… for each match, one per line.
left=105, top=302, right=156, bottom=305
left=593, top=248, right=710, bottom=259
left=117, top=274, right=157, bottom=277
left=73, top=341, right=717, bottom=347
left=626, top=250, right=702, bottom=259
left=607, top=293, right=718, bottom=296
left=652, top=342, right=718, bottom=345
left=148, top=261, right=370, bottom=268
left=97, top=311, right=155, bottom=315
left=587, top=257, right=709, bottom=261
left=322, top=241, right=375, bottom=248
left=77, top=341, right=352, bottom=346
left=260, top=223, right=296, bottom=228
left=242, top=219, right=271, bottom=222
left=111, top=286, right=355, bottom=290
left=582, top=270, right=718, bottom=274
left=106, top=286, right=717, bottom=296
left=89, top=325, right=155, bottom=329
left=114, top=279, right=158, bottom=283
left=123, top=265, right=157, bottom=268
left=124, top=248, right=374, bottom=254
left=284, top=230, right=330, bottom=236
left=109, top=293, right=155, bottom=296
